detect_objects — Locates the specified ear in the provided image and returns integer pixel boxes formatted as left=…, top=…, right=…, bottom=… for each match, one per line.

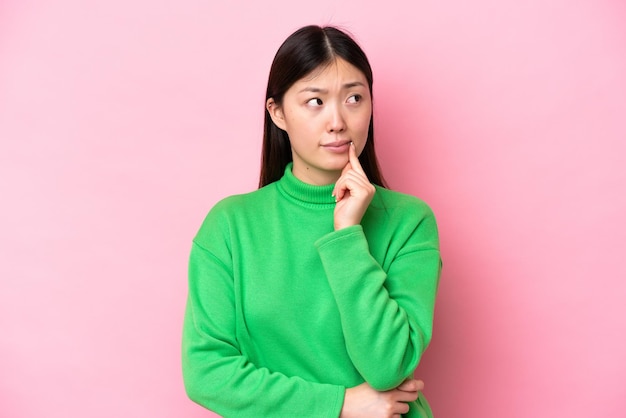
left=266, top=98, right=287, bottom=131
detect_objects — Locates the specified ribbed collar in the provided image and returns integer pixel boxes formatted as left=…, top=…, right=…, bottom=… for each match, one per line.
left=276, top=163, right=336, bottom=208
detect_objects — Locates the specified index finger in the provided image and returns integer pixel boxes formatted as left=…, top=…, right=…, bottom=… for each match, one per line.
left=397, top=379, right=424, bottom=392
left=348, top=142, right=366, bottom=175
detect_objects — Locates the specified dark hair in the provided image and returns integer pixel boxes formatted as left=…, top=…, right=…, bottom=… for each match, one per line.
left=259, top=25, right=386, bottom=188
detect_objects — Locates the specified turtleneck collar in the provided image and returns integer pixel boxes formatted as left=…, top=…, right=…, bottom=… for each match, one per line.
left=276, top=163, right=336, bottom=208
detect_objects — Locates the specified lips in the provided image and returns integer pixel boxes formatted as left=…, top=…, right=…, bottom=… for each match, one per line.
left=322, top=140, right=351, bottom=153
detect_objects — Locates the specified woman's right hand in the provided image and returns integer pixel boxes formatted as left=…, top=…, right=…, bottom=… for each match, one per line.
left=339, top=379, right=424, bottom=418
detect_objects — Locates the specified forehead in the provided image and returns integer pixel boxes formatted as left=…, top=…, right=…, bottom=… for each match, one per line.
left=295, top=57, right=368, bottom=88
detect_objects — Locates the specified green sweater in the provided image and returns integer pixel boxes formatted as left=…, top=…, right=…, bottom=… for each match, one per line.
left=183, top=164, right=441, bottom=417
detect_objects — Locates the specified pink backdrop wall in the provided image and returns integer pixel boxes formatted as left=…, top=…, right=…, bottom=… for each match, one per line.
left=1, top=1, right=625, bottom=417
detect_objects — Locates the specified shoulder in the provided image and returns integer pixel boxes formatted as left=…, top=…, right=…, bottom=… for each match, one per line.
left=194, top=184, right=278, bottom=243
left=370, top=186, right=436, bottom=221
left=208, top=183, right=277, bottom=216
left=367, top=187, right=440, bottom=251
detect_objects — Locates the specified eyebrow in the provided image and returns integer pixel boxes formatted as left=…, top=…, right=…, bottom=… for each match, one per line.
left=298, top=81, right=366, bottom=94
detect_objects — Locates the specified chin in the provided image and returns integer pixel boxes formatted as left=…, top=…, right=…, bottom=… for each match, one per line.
left=323, top=159, right=349, bottom=172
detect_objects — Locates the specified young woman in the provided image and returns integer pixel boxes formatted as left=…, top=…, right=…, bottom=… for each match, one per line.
left=182, top=25, right=441, bottom=418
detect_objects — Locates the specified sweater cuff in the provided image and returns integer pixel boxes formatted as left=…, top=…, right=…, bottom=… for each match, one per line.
left=328, top=385, right=346, bottom=418
left=314, top=225, right=366, bottom=251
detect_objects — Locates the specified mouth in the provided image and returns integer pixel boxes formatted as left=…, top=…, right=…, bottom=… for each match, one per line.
left=322, top=140, right=351, bottom=153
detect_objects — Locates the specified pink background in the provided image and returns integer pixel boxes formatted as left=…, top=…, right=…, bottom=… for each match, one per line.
left=1, top=1, right=625, bottom=417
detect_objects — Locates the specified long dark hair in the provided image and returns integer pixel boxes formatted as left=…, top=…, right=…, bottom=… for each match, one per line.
left=259, top=25, right=386, bottom=188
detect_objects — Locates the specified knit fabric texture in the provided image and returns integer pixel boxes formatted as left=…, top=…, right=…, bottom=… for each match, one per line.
left=183, top=163, right=441, bottom=417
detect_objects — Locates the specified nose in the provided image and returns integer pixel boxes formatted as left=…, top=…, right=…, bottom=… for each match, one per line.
left=327, top=104, right=346, bottom=133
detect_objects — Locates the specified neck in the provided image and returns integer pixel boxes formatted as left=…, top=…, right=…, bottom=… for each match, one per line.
left=291, top=164, right=341, bottom=186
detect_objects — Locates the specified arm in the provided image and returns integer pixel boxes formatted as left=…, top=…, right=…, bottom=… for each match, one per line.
left=315, top=218, right=440, bottom=391
left=183, top=214, right=344, bottom=417
left=324, top=144, right=441, bottom=391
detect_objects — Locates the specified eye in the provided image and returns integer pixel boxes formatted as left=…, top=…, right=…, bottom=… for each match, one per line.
left=306, top=98, right=323, bottom=106
left=347, top=94, right=362, bottom=104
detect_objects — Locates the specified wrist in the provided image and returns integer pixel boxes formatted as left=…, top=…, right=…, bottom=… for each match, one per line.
left=334, top=221, right=356, bottom=231
left=339, top=387, right=354, bottom=418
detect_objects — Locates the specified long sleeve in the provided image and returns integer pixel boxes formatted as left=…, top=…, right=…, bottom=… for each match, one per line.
left=182, top=213, right=344, bottom=417
left=314, top=203, right=441, bottom=391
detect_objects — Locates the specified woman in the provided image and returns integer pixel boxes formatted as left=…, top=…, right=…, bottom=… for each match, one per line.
left=182, top=25, right=441, bottom=418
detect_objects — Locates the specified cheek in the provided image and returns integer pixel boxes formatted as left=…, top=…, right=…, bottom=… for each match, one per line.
left=284, top=110, right=313, bottom=133
left=354, top=112, right=371, bottom=136
left=284, top=114, right=320, bottom=149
